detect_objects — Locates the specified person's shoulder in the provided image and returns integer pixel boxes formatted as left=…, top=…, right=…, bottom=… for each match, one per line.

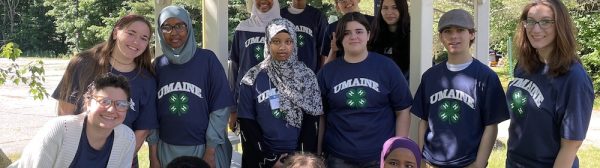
left=154, top=55, right=170, bottom=67
left=562, top=61, right=591, bottom=82
left=114, top=124, right=135, bottom=138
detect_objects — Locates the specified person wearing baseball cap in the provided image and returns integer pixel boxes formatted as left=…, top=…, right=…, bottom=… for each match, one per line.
left=411, top=9, right=510, bottom=168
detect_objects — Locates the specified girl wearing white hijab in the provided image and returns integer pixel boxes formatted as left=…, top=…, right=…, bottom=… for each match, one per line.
left=149, top=6, right=234, bottom=168
left=228, top=0, right=281, bottom=132
left=237, top=18, right=323, bottom=168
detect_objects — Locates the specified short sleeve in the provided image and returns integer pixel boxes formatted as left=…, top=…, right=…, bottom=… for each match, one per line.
left=411, top=76, right=428, bottom=120
left=132, top=78, right=159, bottom=130
left=480, top=72, right=510, bottom=125
left=320, top=24, right=334, bottom=57
left=560, top=66, right=594, bottom=140
left=207, top=50, right=235, bottom=112
left=387, top=62, right=412, bottom=111
left=237, top=83, right=256, bottom=120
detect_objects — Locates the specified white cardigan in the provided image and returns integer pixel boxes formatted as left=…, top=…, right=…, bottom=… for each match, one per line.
left=9, top=114, right=135, bottom=168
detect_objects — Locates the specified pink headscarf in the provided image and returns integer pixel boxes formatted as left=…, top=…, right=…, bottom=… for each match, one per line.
left=380, top=137, right=421, bottom=168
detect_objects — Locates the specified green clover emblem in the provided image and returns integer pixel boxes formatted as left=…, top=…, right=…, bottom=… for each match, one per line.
left=510, top=90, right=527, bottom=117
left=346, top=88, right=367, bottom=108
left=439, top=100, right=460, bottom=124
left=169, top=93, right=189, bottom=116
left=297, top=34, right=305, bottom=47
left=272, top=109, right=285, bottom=119
left=254, top=45, right=264, bottom=61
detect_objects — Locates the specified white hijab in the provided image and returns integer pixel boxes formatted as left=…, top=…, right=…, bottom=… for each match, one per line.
left=235, top=0, right=281, bottom=32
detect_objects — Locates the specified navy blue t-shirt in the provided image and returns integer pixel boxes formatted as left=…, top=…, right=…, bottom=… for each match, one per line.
left=237, top=70, right=301, bottom=153
left=155, top=48, right=234, bottom=146
left=281, top=5, right=328, bottom=72
left=317, top=52, right=412, bottom=161
left=229, top=31, right=266, bottom=105
left=70, top=118, right=114, bottom=168
left=320, top=14, right=373, bottom=59
left=411, top=59, right=509, bottom=167
left=506, top=63, right=594, bottom=168
left=109, top=67, right=158, bottom=131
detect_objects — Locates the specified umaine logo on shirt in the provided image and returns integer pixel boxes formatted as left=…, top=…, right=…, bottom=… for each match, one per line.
left=333, top=78, right=380, bottom=94
left=158, top=82, right=203, bottom=116
left=429, top=89, right=475, bottom=109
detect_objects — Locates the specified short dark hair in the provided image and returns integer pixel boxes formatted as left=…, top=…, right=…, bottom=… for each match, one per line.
left=335, top=12, right=371, bottom=52
left=283, top=153, right=325, bottom=168
left=166, top=156, right=210, bottom=168
left=83, top=73, right=130, bottom=109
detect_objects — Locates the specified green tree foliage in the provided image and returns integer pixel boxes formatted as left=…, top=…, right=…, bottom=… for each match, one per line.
left=44, top=0, right=126, bottom=52
left=572, top=1, right=600, bottom=94
left=0, top=42, right=48, bottom=100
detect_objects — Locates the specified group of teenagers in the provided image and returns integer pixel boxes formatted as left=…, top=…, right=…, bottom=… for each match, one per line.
left=8, top=0, right=595, bottom=167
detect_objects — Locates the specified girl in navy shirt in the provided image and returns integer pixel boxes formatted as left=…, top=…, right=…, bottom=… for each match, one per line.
left=150, top=6, right=234, bottom=168
left=52, top=15, right=157, bottom=167
left=318, top=12, right=412, bottom=168
left=238, top=18, right=323, bottom=168
left=507, top=0, right=594, bottom=167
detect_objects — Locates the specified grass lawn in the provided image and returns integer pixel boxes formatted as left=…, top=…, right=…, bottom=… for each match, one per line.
left=5, top=143, right=600, bottom=167
left=488, top=144, right=600, bottom=168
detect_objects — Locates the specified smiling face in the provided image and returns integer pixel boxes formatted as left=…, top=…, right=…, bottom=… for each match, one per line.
left=336, top=0, right=360, bottom=14
left=86, top=87, right=128, bottom=130
left=525, top=4, right=556, bottom=55
left=381, top=0, right=399, bottom=26
left=256, top=0, right=274, bottom=13
left=384, top=148, right=417, bottom=168
left=161, top=18, right=189, bottom=49
left=439, top=26, right=474, bottom=56
left=269, top=32, right=293, bottom=62
left=342, top=21, right=370, bottom=55
left=112, top=21, right=150, bottom=60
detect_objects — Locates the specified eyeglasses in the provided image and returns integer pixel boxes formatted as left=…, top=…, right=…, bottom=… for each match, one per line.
left=93, top=96, right=130, bottom=111
left=161, top=23, right=187, bottom=34
left=336, top=0, right=350, bottom=4
left=523, top=19, right=555, bottom=29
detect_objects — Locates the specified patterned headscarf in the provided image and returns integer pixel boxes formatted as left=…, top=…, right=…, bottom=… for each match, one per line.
left=380, top=137, right=421, bottom=168
left=157, top=6, right=197, bottom=65
left=241, top=18, right=323, bottom=128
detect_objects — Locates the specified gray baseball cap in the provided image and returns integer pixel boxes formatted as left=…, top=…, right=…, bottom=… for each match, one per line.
left=438, top=9, right=474, bottom=32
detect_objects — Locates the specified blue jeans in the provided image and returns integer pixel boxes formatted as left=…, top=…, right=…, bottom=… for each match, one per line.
left=326, top=155, right=379, bottom=168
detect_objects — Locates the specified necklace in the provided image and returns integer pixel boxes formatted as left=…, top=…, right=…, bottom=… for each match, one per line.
left=111, top=57, right=134, bottom=65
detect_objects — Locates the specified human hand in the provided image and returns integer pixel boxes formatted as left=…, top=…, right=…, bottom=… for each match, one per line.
left=203, top=147, right=216, bottom=168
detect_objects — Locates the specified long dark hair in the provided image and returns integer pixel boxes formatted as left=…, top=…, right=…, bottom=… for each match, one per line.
left=58, top=15, right=153, bottom=110
left=514, top=0, right=578, bottom=77
left=368, top=0, right=410, bottom=71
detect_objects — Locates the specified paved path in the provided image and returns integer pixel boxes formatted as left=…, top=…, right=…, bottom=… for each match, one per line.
left=1, top=58, right=599, bottom=157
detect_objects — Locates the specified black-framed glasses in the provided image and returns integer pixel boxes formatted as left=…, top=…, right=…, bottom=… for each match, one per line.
left=161, top=23, right=187, bottom=34
left=93, top=96, right=130, bottom=111
left=523, top=19, right=555, bottom=29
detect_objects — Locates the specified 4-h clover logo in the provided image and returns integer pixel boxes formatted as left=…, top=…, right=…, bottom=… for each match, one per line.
left=169, top=93, right=189, bottom=116
left=346, top=88, right=367, bottom=108
left=297, top=34, right=305, bottom=48
left=439, top=100, right=460, bottom=124
left=510, top=90, right=527, bottom=117
left=254, top=45, right=264, bottom=61
left=272, top=109, right=285, bottom=119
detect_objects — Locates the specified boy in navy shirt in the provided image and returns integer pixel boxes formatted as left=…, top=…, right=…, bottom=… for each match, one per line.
left=280, top=0, right=328, bottom=72
left=411, top=9, right=509, bottom=167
